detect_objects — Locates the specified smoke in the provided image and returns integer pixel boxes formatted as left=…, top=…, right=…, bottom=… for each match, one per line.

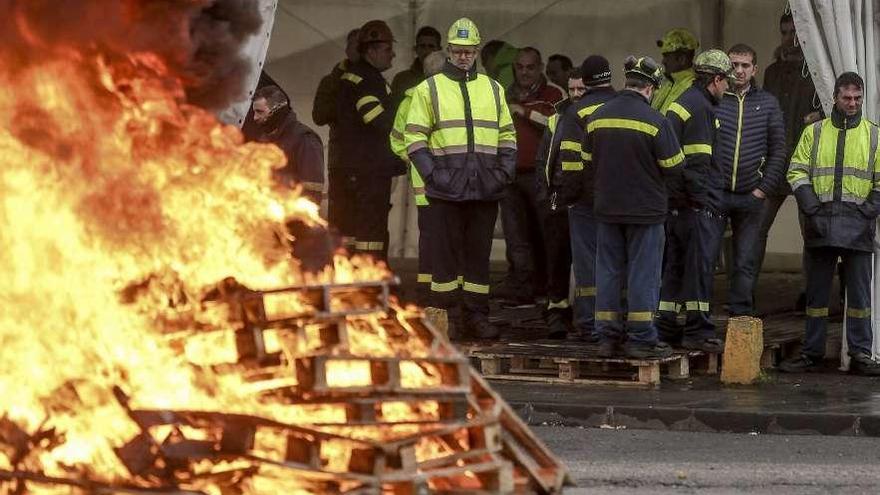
left=0, top=0, right=263, bottom=110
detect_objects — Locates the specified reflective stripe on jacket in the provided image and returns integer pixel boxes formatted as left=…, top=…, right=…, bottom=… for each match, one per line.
left=391, top=88, right=428, bottom=206
left=551, top=87, right=618, bottom=208
left=336, top=60, right=405, bottom=177
left=403, top=62, right=517, bottom=202
left=665, top=84, right=722, bottom=211
left=652, top=68, right=695, bottom=114
left=586, top=90, right=685, bottom=224
left=788, top=110, right=880, bottom=252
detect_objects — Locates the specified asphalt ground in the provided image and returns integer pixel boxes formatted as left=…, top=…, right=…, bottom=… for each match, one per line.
left=535, top=426, right=880, bottom=494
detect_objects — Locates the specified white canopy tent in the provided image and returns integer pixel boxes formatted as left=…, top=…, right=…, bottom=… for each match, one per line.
left=790, top=0, right=880, bottom=362
left=254, top=0, right=800, bottom=262
left=224, top=0, right=880, bottom=361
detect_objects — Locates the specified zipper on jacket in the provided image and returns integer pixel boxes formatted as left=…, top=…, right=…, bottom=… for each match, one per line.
left=458, top=80, right=475, bottom=153
left=833, top=120, right=846, bottom=202
left=731, top=93, right=745, bottom=191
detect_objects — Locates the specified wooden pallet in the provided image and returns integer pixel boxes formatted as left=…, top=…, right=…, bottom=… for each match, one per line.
left=466, top=342, right=695, bottom=386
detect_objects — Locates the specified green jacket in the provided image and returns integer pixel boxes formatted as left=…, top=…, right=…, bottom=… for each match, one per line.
left=651, top=68, right=695, bottom=114
left=390, top=88, right=429, bottom=206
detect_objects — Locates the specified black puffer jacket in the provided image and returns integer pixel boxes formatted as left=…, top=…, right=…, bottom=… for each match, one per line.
left=715, top=84, right=786, bottom=194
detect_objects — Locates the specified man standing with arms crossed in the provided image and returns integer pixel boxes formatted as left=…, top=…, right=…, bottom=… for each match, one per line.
left=404, top=18, right=517, bottom=340
left=587, top=56, right=685, bottom=358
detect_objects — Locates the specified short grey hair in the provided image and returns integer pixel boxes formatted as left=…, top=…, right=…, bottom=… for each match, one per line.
left=423, top=51, right=446, bottom=76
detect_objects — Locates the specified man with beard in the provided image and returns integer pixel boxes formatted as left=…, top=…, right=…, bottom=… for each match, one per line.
left=253, top=85, right=324, bottom=203
left=655, top=49, right=732, bottom=354
left=495, top=47, right=564, bottom=306
left=756, top=11, right=824, bottom=310
left=336, top=20, right=406, bottom=260
left=252, top=85, right=330, bottom=271
left=781, top=72, right=880, bottom=375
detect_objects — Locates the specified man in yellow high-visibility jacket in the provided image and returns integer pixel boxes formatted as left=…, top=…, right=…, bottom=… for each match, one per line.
left=782, top=72, right=880, bottom=375
left=403, top=18, right=517, bottom=340
left=390, top=51, right=446, bottom=305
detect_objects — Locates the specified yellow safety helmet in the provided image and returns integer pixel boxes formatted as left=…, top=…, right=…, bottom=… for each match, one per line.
left=447, top=18, right=481, bottom=46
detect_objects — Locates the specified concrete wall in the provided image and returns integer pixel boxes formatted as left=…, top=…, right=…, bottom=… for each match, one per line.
left=266, top=0, right=803, bottom=270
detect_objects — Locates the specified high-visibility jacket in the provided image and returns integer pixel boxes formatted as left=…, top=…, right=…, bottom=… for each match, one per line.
left=585, top=90, right=685, bottom=224
left=666, top=84, right=722, bottom=211
left=390, top=88, right=428, bottom=206
left=788, top=109, right=880, bottom=252
left=404, top=61, right=517, bottom=202
left=652, top=68, right=695, bottom=114
left=550, top=87, right=618, bottom=208
left=336, top=60, right=406, bottom=177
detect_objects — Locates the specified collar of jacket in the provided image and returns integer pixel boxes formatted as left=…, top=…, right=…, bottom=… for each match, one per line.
left=442, top=60, right=478, bottom=82
left=555, top=97, right=573, bottom=114
left=409, top=57, right=424, bottom=75
left=262, top=107, right=295, bottom=140
left=831, top=105, right=862, bottom=130
left=509, top=75, right=549, bottom=102
left=353, top=59, right=384, bottom=78
left=622, top=88, right=650, bottom=105
left=695, top=81, right=721, bottom=105
left=664, top=67, right=695, bottom=83
left=725, top=79, right=758, bottom=98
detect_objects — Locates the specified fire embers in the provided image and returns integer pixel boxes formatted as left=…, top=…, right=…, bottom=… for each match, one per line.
left=0, top=281, right=571, bottom=494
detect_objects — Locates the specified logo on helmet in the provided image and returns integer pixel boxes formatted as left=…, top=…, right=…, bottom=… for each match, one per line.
left=457, top=29, right=469, bottom=39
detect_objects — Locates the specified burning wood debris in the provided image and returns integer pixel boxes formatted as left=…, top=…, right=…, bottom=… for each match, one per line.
left=0, top=0, right=570, bottom=493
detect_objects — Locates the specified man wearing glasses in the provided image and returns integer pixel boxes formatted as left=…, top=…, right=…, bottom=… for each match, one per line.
left=403, top=18, right=517, bottom=340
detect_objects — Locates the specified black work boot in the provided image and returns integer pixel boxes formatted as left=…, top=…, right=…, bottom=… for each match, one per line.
left=624, top=341, right=673, bottom=359
left=681, top=337, right=725, bottom=353
left=778, top=354, right=822, bottom=373
left=597, top=340, right=622, bottom=358
left=849, top=353, right=880, bottom=376
left=546, top=307, right=571, bottom=340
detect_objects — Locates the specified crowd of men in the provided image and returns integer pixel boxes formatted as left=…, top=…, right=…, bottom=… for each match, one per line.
left=249, top=11, right=880, bottom=375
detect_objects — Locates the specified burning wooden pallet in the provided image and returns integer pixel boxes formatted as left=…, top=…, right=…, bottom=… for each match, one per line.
left=1, top=279, right=571, bottom=494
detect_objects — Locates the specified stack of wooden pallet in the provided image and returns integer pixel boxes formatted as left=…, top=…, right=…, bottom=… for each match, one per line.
left=0, top=280, right=571, bottom=494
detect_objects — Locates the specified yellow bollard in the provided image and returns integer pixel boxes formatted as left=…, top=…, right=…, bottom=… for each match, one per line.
left=721, top=316, right=764, bottom=385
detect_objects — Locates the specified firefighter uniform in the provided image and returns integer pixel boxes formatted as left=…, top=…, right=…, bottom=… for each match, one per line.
left=787, top=105, right=880, bottom=365
left=651, top=29, right=699, bottom=114
left=656, top=50, right=731, bottom=350
left=534, top=102, right=572, bottom=338
left=336, top=22, right=405, bottom=260
left=586, top=57, right=685, bottom=358
left=550, top=85, right=618, bottom=341
left=404, top=18, right=517, bottom=338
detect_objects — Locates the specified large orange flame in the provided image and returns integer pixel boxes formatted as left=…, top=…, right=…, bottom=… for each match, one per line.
left=0, top=14, right=393, bottom=491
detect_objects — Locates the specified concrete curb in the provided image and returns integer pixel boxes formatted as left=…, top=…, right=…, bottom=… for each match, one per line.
left=508, top=400, right=877, bottom=437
